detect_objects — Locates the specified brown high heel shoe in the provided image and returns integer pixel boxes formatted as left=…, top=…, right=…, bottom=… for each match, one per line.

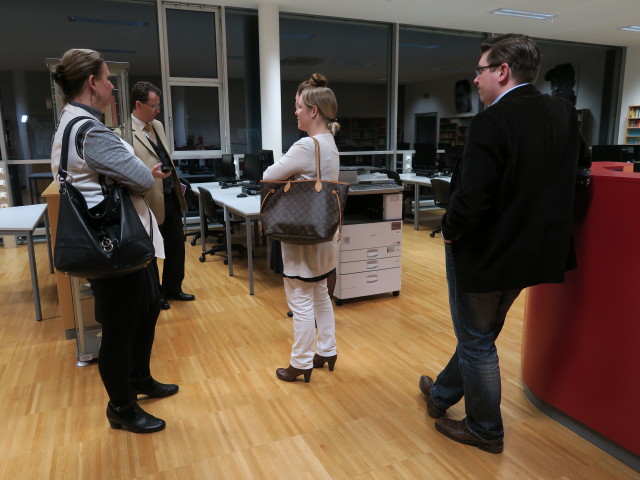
left=276, top=365, right=312, bottom=383
left=313, top=354, right=337, bottom=371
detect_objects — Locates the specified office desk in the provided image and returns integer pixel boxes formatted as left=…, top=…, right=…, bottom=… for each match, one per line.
left=0, top=204, right=53, bottom=321
left=399, top=173, right=451, bottom=230
left=192, top=183, right=261, bottom=295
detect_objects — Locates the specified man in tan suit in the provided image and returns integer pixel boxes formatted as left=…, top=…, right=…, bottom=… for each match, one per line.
left=130, top=81, right=194, bottom=309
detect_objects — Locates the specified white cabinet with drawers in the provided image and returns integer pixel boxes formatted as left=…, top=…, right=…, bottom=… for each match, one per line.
left=334, top=190, right=403, bottom=304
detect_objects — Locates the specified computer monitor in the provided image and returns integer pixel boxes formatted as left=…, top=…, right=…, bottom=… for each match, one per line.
left=441, top=145, right=464, bottom=171
left=242, top=153, right=263, bottom=184
left=591, top=144, right=639, bottom=162
left=412, top=144, right=438, bottom=175
left=221, top=154, right=236, bottom=179
left=260, top=149, right=274, bottom=171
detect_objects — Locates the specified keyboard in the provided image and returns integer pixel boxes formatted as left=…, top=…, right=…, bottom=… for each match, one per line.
left=218, top=178, right=240, bottom=186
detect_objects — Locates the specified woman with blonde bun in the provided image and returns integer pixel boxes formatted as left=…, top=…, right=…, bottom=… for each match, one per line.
left=263, top=73, right=341, bottom=383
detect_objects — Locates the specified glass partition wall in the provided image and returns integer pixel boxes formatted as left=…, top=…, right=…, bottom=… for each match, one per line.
left=0, top=1, right=624, bottom=205
left=278, top=16, right=391, bottom=155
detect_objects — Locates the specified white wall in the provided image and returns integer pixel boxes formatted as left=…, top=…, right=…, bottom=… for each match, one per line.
left=403, top=74, right=478, bottom=147
left=618, top=46, right=640, bottom=144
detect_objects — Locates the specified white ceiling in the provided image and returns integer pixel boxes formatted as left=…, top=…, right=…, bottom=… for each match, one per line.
left=211, top=0, right=640, bottom=47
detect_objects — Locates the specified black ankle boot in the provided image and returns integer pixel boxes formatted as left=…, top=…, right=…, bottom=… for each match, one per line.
left=106, top=402, right=166, bottom=433
left=131, top=375, right=179, bottom=399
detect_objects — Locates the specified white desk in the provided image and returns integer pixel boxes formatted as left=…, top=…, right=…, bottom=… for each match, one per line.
left=0, top=204, right=53, bottom=320
left=192, top=183, right=261, bottom=295
left=399, top=173, right=451, bottom=230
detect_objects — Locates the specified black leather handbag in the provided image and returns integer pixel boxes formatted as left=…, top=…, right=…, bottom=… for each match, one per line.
left=53, top=116, right=155, bottom=279
left=260, top=137, right=349, bottom=245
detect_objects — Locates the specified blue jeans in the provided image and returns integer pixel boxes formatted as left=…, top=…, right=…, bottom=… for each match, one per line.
left=431, top=243, right=522, bottom=441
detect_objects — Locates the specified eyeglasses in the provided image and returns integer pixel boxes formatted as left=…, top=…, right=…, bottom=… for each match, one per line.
left=144, top=103, right=161, bottom=110
left=475, top=63, right=503, bottom=76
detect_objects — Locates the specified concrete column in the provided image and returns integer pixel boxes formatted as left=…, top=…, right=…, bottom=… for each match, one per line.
left=258, top=4, right=282, bottom=158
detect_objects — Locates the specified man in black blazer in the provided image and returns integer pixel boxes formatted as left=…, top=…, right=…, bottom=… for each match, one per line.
left=419, top=34, right=591, bottom=454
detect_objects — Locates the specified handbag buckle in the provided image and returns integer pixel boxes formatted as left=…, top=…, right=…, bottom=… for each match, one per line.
left=101, top=237, right=114, bottom=253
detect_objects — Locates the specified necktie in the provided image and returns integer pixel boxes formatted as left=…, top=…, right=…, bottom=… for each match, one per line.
left=144, top=123, right=157, bottom=144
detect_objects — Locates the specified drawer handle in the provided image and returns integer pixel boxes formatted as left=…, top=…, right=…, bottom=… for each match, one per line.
left=366, top=274, right=378, bottom=283
left=367, top=261, right=378, bottom=269
left=366, top=249, right=379, bottom=258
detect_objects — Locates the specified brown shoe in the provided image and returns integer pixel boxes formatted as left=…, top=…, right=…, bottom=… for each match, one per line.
left=313, top=354, right=337, bottom=371
left=435, top=418, right=503, bottom=454
left=418, top=375, right=446, bottom=418
left=276, top=365, right=312, bottom=383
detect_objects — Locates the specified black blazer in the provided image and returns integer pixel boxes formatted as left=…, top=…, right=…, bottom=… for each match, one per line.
left=442, top=84, right=591, bottom=293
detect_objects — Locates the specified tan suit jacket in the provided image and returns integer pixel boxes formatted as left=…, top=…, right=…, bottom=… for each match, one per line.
left=129, top=115, right=187, bottom=225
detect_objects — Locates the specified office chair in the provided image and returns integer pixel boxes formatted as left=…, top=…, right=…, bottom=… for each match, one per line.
left=196, top=186, right=246, bottom=264
left=182, top=179, right=226, bottom=246
left=429, top=178, right=451, bottom=238
left=179, top=178, right=209, bottom=244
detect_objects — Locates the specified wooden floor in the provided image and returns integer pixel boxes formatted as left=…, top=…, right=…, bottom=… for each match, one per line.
left=1, top=215, right=637, bottom=480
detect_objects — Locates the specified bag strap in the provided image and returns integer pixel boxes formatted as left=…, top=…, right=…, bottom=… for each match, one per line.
left=311, top=137, right=323, bottom=192
left=57, top=116, right=96, bottom=184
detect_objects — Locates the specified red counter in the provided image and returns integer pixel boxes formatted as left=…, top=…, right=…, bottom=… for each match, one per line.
left=523, top=162, right=640, bottom=463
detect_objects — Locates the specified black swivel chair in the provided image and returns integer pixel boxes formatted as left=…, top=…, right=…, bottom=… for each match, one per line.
left=196, top=186, right=246, bottom=263
left=429, top=178, right=451, bottom=238
left=179, top=178, right=211, bottom=244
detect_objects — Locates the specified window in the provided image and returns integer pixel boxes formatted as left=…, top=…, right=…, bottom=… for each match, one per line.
left=225, top=9, right=261, bottom=154
left=279, top=15, right=391, bottom=155
left=162, top=5, right=226, bottom=157
left=170, top=85, right=221, bottom=151
left=0, top=0, right=160, bottom=205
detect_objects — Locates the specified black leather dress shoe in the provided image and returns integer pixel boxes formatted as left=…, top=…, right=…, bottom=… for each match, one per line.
left=131, top=377, right=179, bottom=399
left=159, top=298, right=171, bottom=310
left=106, top=402, right=165, bottom=434
left=419, top=375, right=446, bottom=418
left=435, top=418, right=503, bottom=454
left=166, top=291, right=195, bottom=301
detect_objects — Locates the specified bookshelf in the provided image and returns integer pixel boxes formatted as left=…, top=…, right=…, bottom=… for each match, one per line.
left=336, top=117, right=387, bottom=149
left=438, top=116, right=472, bottom=147
left=625, top=106, right=640, bottom=145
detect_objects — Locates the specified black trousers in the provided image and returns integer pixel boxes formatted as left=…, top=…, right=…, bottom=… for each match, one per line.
left=159, top=192, right=186, bottom=296
left=90, top=263, right=161, bottom=408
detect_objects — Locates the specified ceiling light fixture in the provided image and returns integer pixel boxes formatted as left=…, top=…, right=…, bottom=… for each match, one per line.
left=619, top=25, right=640, bottom=32
left=68, top=16, right=149, bottom=27
left=490, top=9, right=556, bottom=20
